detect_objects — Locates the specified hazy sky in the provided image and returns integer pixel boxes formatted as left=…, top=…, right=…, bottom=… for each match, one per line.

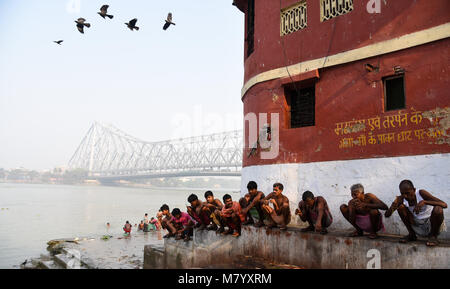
left=0, top=0, right=245, bottom=170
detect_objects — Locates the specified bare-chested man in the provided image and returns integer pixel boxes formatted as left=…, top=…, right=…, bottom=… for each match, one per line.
left=260, top=183, right=291, bottom=230
left=340, top=184, right=388, bottom=239
left=186, top=194, right=211, bottom=230
left=220, top=194, right=245, bottom=237
left=296, top=191, right=333, bottom=234
left=385, top=180, right=447, bottom=246
left=240, top=181, right=265, bottom=227
left=203, top=191, right=225, bottom=233
left=158, top=204, right=177, bottom=238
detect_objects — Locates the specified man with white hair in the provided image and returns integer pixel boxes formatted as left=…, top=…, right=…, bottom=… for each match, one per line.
left=340, top=183, right=388, bottom=239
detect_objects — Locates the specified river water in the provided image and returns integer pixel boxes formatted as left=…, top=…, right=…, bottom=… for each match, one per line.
left=0, top=183, right=240, bottom=269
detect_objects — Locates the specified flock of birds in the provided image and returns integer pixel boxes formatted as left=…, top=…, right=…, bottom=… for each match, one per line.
left=54, top=4, right=176, bottom=45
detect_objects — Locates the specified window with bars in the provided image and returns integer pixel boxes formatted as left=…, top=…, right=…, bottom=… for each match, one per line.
left=246, top=0, right=255, bottom=57
left=320, top=0, right=353, bottom=22
left=280, top=1, right=307, bottom=36
left=285, top=85, right=316, bottom=128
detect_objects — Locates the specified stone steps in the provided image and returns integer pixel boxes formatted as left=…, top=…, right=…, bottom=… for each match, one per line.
left=24, top=234, right=150, bottom=269
left=24, top=248, right=90, bottom=269
left=54, top=254, right=74, bottom=269
left=33, top=255, right=89, bottom=269
left=37, top=260, right=64, bottom=269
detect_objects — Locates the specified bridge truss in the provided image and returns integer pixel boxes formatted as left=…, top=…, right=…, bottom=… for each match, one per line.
left=68, top=123, right=243, bottom=178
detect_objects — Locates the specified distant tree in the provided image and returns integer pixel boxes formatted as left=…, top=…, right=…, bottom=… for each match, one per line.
left=28, top=170, right=40, bottom=181
left=62, top=169, right=89, bottom=184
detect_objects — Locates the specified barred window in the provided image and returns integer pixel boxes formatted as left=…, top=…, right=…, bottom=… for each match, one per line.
left=280, top=1, right=307, bottom=36
left=320, top=0, right=353, bottom=22
left=285, top=85, right=315, bottom=128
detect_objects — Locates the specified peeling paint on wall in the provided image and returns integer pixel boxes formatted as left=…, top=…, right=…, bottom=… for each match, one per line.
left=345, top=122, right=366, bottom=134
left=315, top=144, right=322, bottom=153
left=422, top=107, right=450, bottom=145
left=272, top=93, right=279, bottom=103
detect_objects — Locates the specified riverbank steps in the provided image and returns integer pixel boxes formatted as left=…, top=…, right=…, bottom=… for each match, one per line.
left=22, top=232, right=164, bottom=269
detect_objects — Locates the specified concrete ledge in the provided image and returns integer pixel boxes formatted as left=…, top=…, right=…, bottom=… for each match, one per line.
left=144, top=226, right=450, bottom=269
left=143, top=246, right=165, bottom=269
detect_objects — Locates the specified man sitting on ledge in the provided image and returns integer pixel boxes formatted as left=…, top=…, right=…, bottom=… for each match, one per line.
left=296, top=191, right=333, bottom=234
left=220, top=194, right=245, bottom=237
left=385, top=179, right=447, bottom=246
left=261, top=183, right=291, bottom=230
left=172, top=208, right=195, bottom=242
left=187, top=194, right=211, bottom=230
left=340, top=184, right=388, bottom=239
left=158, top=204, right=177, bottom=238
left=240, top=181, right=265, bottom=227
left=203, top=190, right=225, bottom=233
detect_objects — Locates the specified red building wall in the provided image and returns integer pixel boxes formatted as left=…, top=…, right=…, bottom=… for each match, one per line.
left=244, top=39, right=450, bottom=167
left=236, top=0, right=450, bottom=168
left=239, top=0, right=450, bottom=83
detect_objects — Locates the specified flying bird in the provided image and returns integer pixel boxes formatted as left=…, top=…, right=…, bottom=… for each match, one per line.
left=163, top=13, right=176, bottom=30
left=98, top=5, right=114, bottom=19
left=54, top=40, right=63, bottom=45
left=125, top=18, right=139, bottom=31
left=75, top=18, right=91, bottom=34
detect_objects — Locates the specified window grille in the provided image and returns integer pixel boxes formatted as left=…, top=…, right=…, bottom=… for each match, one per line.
left=280, top=1, right=307, bottom=36
left=320, top=0, right=353, bottom=22
left=285, top=85, right=315, bottom=128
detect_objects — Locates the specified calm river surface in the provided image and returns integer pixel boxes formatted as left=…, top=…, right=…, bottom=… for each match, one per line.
left=0, top=183, right=240, bottom=268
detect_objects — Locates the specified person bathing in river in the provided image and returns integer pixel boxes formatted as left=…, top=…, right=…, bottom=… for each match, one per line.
left=123, top=221, right=132, bottom=236
left=220, top=194, right=245, bottom=237
left=159, top=204, right=177, bottom=238
left=340, top=183, right=388, bottom=239
left=187, top=194, right=211, bottom=230
left=150, top=217, right=160, bottom=230
left=138, top=220, right=144, bottom=231
left=143, top=213, right=150, bottom=232
left=203, top=190, right=225, bottom=232
left=172, top=208, right=196, bottom=242
left=240, top=181, right=265, bottom=227
left=385, top=179, right=447, bottom=246
left=260, top=183, right=291, bottom=230
left=296, top=191, right=333, bottom=234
